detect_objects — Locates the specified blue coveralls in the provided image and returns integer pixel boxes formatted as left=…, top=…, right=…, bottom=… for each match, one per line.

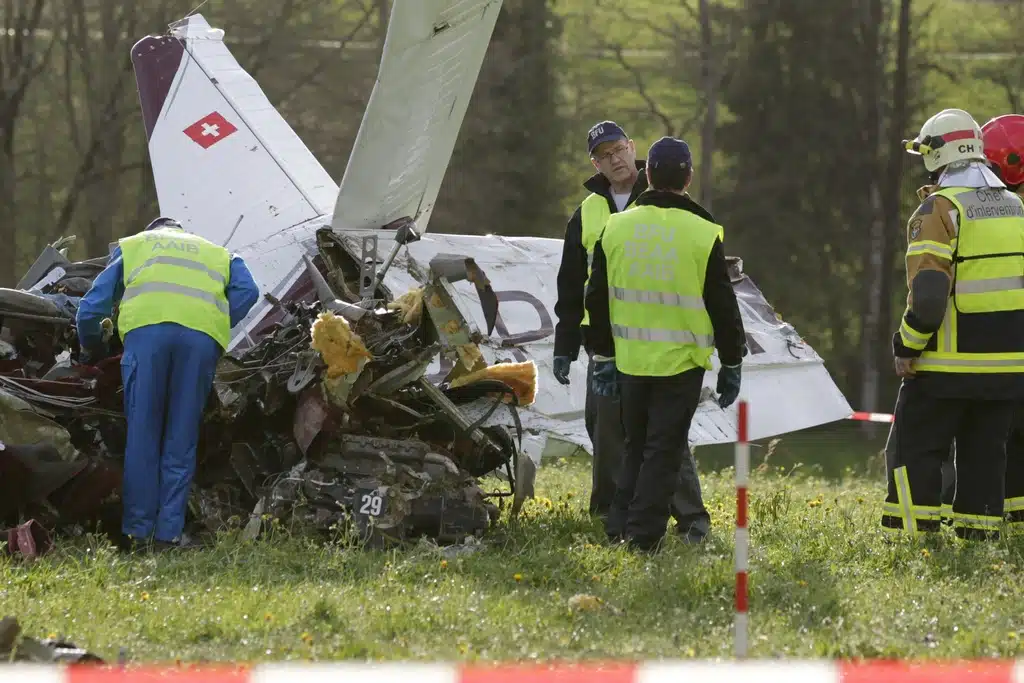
left=76, top=245, right=259, bottom=542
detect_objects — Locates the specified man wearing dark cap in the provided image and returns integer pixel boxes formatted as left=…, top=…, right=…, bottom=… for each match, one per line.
left=584, top=136, right=746, bottom=552
left=553, top=122, right=718, bottom=544
left=553, top=120, right=646, bottom=520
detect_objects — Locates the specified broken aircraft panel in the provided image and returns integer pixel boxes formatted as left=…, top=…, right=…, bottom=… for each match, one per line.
left=0, top=235, right=529, bottom=552
left=129, top=8, right=853, bottom=470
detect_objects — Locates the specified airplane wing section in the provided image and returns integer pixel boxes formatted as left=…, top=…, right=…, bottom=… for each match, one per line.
left=130, top=9, right=853, bottom=458
left=131, top=13, right=338, bottom=250
left=337, top=230, right=853, bottom=461
left=331, top=0, right=503, bottom=234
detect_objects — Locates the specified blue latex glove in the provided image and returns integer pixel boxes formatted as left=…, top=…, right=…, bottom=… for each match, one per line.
left=591, top=359, right=618, bottom=397
left=717, top=364, right=742, bottom=408
left=553, top=355, right=572, bottom=385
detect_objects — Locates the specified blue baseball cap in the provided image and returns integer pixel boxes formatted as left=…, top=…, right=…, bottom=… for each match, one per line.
left=648, top=136, right=692, bottom=170
left=587, top=121, right=628, bottom=155
left=145, top=216, right=182, bottom=231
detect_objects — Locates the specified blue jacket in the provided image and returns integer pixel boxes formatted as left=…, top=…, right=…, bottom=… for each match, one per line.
left=76, top=245, right=261, bottom=351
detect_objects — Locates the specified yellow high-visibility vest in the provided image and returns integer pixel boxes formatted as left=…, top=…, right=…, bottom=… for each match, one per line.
left=580, top=193, right=612, bottom=327
left=899, top=186, right=1024, bottom=373
left=599, top=204, right=724, bottom=376
left=117, top=226, right=232, bottom=349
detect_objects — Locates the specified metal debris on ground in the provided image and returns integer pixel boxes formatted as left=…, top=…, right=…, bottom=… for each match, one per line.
left=0, top=228, right=534, bottom=552
left=0, top=615, right=104, bottom=663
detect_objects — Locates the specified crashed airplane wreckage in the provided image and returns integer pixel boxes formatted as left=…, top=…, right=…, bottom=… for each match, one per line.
left=0, top=224, right=539, bottom=554
left=0, top=1, right=853, bottom=555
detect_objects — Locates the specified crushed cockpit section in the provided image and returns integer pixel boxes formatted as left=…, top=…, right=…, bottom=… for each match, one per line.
left=0, top=224, right=537, bottom=555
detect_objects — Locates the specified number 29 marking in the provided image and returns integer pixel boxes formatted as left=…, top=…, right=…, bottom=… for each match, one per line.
left=359, top=492, right=383, bottom=517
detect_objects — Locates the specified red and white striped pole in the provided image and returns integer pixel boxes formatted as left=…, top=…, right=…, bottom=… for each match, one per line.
left=735, top=399, right=750, bottom=659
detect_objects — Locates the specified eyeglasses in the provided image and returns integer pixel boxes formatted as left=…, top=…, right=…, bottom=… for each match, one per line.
left=592, top=143, right=630, bottom=163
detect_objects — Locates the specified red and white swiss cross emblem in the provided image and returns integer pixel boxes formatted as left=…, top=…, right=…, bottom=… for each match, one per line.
left=183, top=111, right=237, bottom=149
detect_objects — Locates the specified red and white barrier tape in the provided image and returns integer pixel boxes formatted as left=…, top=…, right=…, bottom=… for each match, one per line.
left=735, top=399, right=750, bottom=658
left=4, top=661, right=1024, bottom=682
left=848, top=411, right=895, bottom=424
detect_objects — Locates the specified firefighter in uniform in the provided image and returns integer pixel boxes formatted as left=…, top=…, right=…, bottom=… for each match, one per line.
left=882, top=108, right=1024, bottom=540
left=584, top=136, right=746, bottom=551
left=77, top=217, right=260, bottom=551
left=553, top=121, right=714, bottom=542
left=936, top=114, right=1024, bottom=524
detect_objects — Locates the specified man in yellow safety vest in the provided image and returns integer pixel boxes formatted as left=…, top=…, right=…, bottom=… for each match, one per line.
left=77, top=217, right=260, bottom=552
left=584, top=136, right=746, bottom=551
left=553, top=121, right=718, bottom=542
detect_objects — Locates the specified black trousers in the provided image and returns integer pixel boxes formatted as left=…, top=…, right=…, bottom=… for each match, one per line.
left=882, top=378, right=1012, bottom=539
left=606, top=367, right=705, bottom=549
left=937, top=406, right=1024, bottom=522
left=585, top=357, right=711, bottom=539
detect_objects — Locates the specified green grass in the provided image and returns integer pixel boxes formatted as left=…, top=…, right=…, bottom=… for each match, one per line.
left=4, top=453, right=1024, bottom=663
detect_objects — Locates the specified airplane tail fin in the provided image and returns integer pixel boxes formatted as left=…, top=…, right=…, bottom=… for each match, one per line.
left=332, top=0, right=503, bottom=235
left=130, top=14, right=338, bottom=250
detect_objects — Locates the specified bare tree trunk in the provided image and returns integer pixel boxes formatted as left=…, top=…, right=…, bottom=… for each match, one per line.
left=698, top=0, right=717, bottom=211
left=0, top=0, right=54, bottom=284
left=858, top=0, right=887, bottom=425
left=377, top=0, right=389, bottom=55
left=860, top=182, right=885, bottom=416
left=879, top=0, right=913, bottom=399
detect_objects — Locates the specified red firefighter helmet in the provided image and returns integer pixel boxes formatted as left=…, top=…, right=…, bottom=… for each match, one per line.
left=981, top=114, right=1024, bottom=186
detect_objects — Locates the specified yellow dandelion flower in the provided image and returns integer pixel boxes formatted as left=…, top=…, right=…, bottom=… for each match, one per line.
left=514, top=573, right=523, bottom=582
left=264, top=613, right=274, bottom=622
left=922, top=549, right=931, bottom=558
left=440, top=560, right=448, bottom=569
left=140, top=592, right=150, bottom=602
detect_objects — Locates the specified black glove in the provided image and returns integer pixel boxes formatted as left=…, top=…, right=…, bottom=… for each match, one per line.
left=553, top=355, right=571, bottom=385
left=590, top=359, right=618, bottom=397
left=716, top=364, right=741, bottom=409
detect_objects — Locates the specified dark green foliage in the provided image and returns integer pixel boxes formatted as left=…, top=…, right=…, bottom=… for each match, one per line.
left=433, top=0, right=567, bottom=237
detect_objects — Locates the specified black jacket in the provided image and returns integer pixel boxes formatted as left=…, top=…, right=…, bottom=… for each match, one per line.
left=583, top=189, right=746, bottom=369
left=553, top=161, right=648, bottom=360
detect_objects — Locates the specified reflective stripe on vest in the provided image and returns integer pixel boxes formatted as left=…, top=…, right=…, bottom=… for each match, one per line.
left=126, top=255, right=227, bottom=287
left=599, top=204, right=723, bottom=376
left=122, top=281, right=230, bottom=316
left=580, top=193, right=613, bottom=327
left=117, top=227, right=232, bottom=348
left=914, top=186, right=1024, bottom=374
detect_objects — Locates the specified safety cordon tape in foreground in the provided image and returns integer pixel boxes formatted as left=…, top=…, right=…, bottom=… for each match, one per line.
left=5, top=661, right=1024, bottom=682
left=848, top=411, right=895, bottom=423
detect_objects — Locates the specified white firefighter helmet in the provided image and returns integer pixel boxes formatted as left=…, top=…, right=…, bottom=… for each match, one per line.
left=904, top=108, right=986, bottom=172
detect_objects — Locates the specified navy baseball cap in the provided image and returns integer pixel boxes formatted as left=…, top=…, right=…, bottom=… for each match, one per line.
left=648, top=136, right=692, bottom=169
left=587, top=121, right=628, bottom=155
left=145, top=216, right=182, bottom=231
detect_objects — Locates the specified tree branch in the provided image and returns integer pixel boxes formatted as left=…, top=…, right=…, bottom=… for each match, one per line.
left=269, top=1, right=378, bottom=110
left=608, top=44, right=675, bottom=135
